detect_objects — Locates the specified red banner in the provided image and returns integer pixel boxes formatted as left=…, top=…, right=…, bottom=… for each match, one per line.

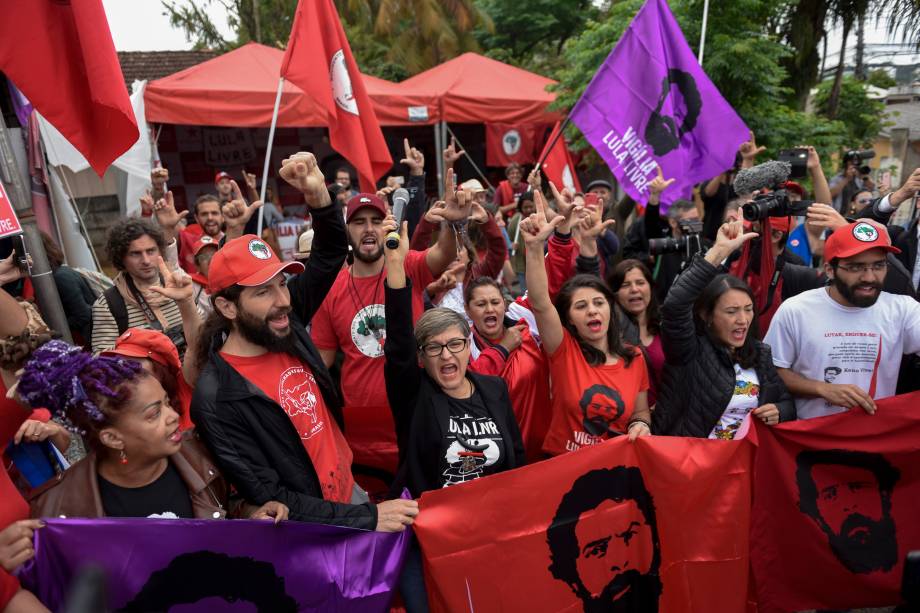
left=750, top=391, right=920, bottom=612
left=415, top=435, right=754, bottom=612
left=0, top=181, right=22, bottom=239
left=485, top=123, right=542, bottom=167
left=538, top=121, right=583, bottom=192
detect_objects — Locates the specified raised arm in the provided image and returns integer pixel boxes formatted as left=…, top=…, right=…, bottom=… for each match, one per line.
left=805, top=146, right=832, bottom=207
left=425, top=168, right=470, bottom=277
left=278, top=153, right=348, bottom=324
left=522, top=190, right=566, bottom=354
left=400, top=138, right=427, bottom=240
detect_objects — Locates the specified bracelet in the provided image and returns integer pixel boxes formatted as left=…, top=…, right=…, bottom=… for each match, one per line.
left=627, top=418, right=651, bottom=430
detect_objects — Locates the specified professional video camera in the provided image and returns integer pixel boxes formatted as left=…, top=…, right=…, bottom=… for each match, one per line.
left=649, top=219, right=705, bottom=259
left=733, top=160, right=812, bottom=222
left=843, top=149, right=875, bottom=176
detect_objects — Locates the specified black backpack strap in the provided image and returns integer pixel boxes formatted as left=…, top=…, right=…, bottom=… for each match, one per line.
left=103, top=285, right=129, bottom=335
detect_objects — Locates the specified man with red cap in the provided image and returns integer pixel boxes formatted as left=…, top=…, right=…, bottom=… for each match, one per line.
left=310, top=170, right=469, bottom=482
left=190, top=152, right=418, bottom=531
left=190, top=236, right=219, bottom=315
left=766, top=219, right=920, bottom=419
left=214, top=171, right=233, bottom=204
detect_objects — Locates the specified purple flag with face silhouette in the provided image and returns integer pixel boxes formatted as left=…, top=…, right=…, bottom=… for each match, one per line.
left=18, top=517, right=409, bottom=611
left=570, top=0, right=749, bottom=207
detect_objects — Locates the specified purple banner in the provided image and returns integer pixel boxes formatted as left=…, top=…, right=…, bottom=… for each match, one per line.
left=570, top=0, right=749, bottom=207
left=19, top=517, right=409, bottom=611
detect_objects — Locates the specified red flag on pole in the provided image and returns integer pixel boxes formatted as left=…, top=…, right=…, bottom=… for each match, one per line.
left=0, top=0, right=138, bottom=177
left=484, top=123, right=540, bottom=167
left=414, top=436, right=754, bottom=612
left=538, top=122, right=582, bottom=192
left=281, top=0, right=391, bottom=192
left=750, top=392, right=920, bottom=612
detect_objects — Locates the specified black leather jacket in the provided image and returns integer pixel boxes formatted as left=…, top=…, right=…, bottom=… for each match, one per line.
left=653, top=256, right=795, bottom=437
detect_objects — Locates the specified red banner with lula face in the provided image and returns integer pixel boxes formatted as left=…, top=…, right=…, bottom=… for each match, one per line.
left=750, top=391, right=920, bottom=612
left=414, top=435, right=754, bottom=613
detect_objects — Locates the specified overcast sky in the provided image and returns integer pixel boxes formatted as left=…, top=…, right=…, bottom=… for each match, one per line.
left=104, top=0, right=917, bottom=69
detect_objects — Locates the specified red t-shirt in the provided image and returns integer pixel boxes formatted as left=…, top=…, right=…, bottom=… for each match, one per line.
left=542, top=330, right=649, bottom=456
left=221, top=351, right=355, bottom=503
left=311, top=250, right=434, bottom=409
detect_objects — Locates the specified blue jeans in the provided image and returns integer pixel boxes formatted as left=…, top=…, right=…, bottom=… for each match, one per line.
left=399, top=541, right=429, bottom=613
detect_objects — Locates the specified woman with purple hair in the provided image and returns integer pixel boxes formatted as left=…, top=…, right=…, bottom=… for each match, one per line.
left=22, top=341, right=287, bottom=522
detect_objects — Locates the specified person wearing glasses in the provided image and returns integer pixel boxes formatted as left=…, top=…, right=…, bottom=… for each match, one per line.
left=382, top=218, right=524, bottom=613
left=765, top=219, right=920, bottom=420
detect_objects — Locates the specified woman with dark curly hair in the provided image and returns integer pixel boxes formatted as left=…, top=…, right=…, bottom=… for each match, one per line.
left=24, top=341, right=286, bottom=522
left=521, top=193, right=651, bottom=457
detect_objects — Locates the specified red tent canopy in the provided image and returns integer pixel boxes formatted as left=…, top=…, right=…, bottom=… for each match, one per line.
left=144, top=42, right=440, bottom=127
left=401, top=52, right=560, bottom=124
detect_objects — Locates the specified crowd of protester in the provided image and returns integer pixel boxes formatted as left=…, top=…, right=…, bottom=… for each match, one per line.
left=0, top=130, right=919, bottom=612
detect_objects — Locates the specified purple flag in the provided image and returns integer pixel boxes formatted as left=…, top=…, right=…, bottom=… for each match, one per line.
left=570, top=0, right=749, bottom=206
left=18, top=518, right=409, bottom=611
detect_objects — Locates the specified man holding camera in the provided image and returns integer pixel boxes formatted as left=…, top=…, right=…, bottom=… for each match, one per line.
left=830, top=150, right=875, bottom=213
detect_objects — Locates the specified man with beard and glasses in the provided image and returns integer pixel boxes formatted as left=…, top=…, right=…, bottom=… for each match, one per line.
left=310, top=161, right=468, bottom=482
left=765, top=220, right=920, bottom=420
left=796, top=449, right=901, bottom=574
left=190, top=152, right=419, bottom=532
left=547, top=466, right=662, bottom=612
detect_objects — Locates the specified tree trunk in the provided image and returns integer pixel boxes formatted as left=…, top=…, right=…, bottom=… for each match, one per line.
left=826, top=19, right=852, bottom=119
left=854, top=11, right=865, bottom=80
left=782, top=0, right=830, bottom=110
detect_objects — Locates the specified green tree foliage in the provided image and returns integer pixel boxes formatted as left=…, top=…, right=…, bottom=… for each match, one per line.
left=813, top=76, right=888, bottom=147
left=866, top=68, right=896, bottom=89
left=162, top=0, right=297, bottom=51
left=551, top=0, right=851, bottom=168
left=473, top=0, right=598, bottom=67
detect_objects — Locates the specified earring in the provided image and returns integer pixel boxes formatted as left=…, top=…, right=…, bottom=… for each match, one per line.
left=119, top=449, right=128, bottom=465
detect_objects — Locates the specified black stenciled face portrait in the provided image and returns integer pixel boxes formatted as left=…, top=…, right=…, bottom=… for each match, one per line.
left=547, top=467, right=662, bottom=613
left=119, top=550, right=298, bottom=612
left=796, top=449, right=901, bottom=575
left=580, top=384, right=626, bottom=437
left=644, top=68, right=702, bottom=157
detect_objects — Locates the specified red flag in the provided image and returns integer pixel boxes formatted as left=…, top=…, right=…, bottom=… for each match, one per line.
left=281, top=0, right=391, bottom=191
left=750, top=392, right=920, bottom=612
left=485, top=123, right=541, bottom=167
left=414, top=436, right=754, bottom=612
left=0, top=0, right=138, bottom=177
left=538, top=122, right=582, bottom=192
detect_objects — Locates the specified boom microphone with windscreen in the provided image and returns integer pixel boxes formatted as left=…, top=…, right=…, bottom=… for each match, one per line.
left=385, top=188, right=410, bottom=250
left=732, top=161, right=791, bottom=195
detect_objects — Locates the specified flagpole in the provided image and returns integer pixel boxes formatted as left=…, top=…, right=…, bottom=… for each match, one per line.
left=443, top=124, right=495, bottom=192
left=698, top=0, right=710, bottom=64
left=535, top=115, right=572, bottom=172
left=434, top=122, right=444, bottom=199
left=257, top=77, right=285, bottom=237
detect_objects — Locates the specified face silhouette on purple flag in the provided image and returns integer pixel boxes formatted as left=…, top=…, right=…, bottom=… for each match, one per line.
left=570, top=0, right=749, bottom=207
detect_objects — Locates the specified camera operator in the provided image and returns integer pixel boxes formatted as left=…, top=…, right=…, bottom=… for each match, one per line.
left=829, top=149, right=875, bottom=213
left=632, top=168, right=708, bottom=303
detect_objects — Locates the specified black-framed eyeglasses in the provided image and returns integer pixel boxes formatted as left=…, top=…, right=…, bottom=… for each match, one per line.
left=419, top=337, right=468, bottom=357
left=836, top=261, right=888, bottom=274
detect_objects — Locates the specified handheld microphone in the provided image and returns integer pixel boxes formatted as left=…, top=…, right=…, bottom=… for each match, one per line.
left=385, top=187, right=410, bottom=250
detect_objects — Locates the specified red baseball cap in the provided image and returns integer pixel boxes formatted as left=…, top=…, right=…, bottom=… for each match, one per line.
left=824, top=220, right=901, bottom=262
left=770, top=217, right=791, bottom=233
left=207, top=235, right=304, bottom=294
left=193, top=235, right=220, bottom=257
left=782, top=181, right=805, bottom=198
left=345, top=193, right=387, bottom=223
left=214, top=171, right=231, bottom=185
left=102, top=328, right=181, bottom=373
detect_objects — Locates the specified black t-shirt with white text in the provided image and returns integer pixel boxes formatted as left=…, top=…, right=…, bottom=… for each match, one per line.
left=440, top=390, right=508, bottom=488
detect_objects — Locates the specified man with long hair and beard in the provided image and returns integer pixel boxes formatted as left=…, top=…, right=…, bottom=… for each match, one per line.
left=190, top=152, right=418, bottom=533
left=766, top=220, right=920, bottom=420
left=547, top=467, right=662, bottom=612
left=796, top=449, right=901, bottom=574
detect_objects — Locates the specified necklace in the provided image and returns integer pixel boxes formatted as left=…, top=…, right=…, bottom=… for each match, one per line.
left=347, top=264, right=386, bottom=343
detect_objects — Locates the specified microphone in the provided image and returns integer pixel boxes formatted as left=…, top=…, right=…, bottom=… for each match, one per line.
left=385, top=187, right=410, bottom=250
left=732, top=161, right=791, bottom=196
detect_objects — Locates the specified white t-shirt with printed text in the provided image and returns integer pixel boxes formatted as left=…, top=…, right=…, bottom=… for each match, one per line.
left=764, top=288, right=920, bottom=419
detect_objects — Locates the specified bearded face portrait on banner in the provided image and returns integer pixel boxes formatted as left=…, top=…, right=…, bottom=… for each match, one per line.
left=796, top=449, right=901, bottom=575
left=547, top=467, right=662, bottom=612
